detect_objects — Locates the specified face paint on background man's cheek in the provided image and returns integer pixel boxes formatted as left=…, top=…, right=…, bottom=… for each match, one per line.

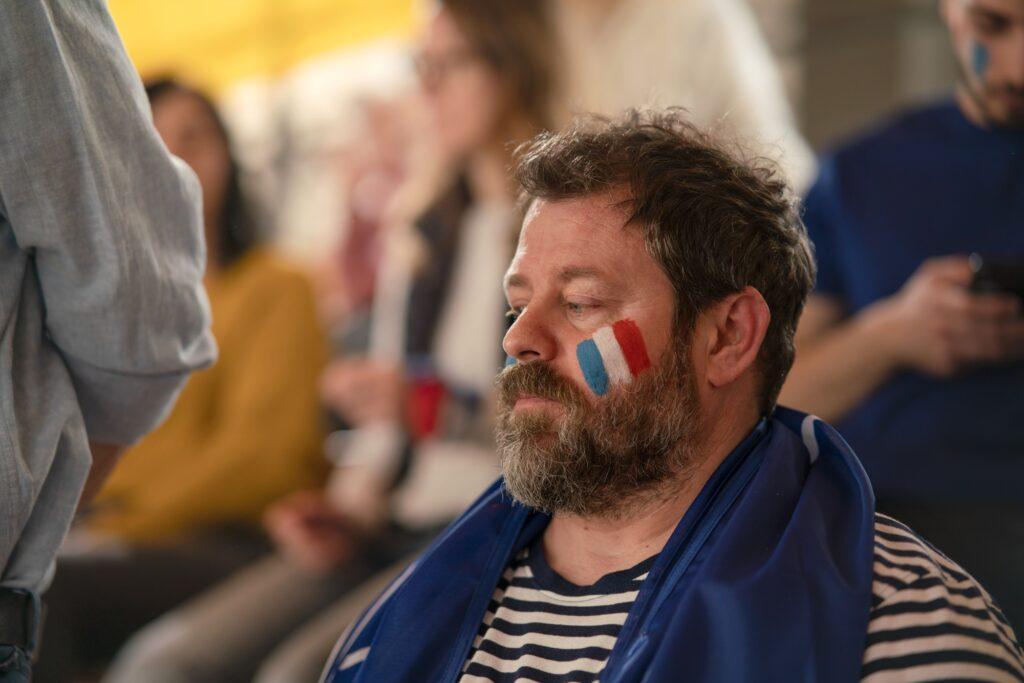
left=971, top=39, right=990, bottom=80
left=575, top=319, right=652, bottom=396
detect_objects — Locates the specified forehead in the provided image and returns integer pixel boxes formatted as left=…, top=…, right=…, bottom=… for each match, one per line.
left=152, top=92, right=213, bottom=129
left=505, top=195, right=663, bottom=289
left=962, top=0, right=1024, bottom=19
left=422, top=7, right=469, bottom=51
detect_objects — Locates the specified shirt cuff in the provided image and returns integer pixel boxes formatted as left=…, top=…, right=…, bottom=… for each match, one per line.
left=64, top=358, right=197, bottom=445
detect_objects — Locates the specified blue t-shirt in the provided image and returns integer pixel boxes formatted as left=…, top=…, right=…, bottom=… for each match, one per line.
left=803, top=99, right=1024, bottom=503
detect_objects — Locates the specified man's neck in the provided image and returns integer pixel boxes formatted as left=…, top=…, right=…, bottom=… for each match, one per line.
left=541, top=407, right=760, bottom=586
left=540, top=485, right=698, bottom=585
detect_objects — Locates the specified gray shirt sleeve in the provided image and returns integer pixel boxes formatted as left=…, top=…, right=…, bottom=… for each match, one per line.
left=0, top=1, right=217, bottom=444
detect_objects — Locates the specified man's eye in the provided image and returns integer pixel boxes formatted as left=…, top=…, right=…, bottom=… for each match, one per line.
left=505, top=307, right=521, bottom=321
left=973, top=13, right=1009, bottom=36
left=565, top=302, right=594, bottom=316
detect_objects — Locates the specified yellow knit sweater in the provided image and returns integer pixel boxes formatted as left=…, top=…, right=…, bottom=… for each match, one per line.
left=90, top=249, right=329, bottom=541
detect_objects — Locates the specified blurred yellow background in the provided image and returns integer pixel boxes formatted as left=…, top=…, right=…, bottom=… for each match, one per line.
left=108, top=0, right=416, bottom=92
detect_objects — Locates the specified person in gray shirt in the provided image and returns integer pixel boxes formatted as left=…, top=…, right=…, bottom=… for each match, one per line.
left=0, top=2, right=216, bottom=679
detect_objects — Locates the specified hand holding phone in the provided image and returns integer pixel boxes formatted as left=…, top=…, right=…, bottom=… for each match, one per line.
left=875, top=256, right=1024, bottom=376
left=969, top=253, right=1024, bottom=302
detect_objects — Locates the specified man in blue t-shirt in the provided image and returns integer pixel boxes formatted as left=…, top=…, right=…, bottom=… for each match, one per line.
left=781, top=0, right=1024, bottom=628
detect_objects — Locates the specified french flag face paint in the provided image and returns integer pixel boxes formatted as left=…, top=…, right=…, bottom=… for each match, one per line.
left=971, top=40, right=990, bottom=80
left=575, top=319, right=652, bottom=396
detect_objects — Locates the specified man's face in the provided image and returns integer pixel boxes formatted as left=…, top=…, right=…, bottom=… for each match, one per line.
left=496, top=195, right=701, bottom=517
left=946, top=0, right=1024, bottom=127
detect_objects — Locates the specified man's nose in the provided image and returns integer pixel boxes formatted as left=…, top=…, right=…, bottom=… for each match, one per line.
left=503, top=306, right=558, bottom=364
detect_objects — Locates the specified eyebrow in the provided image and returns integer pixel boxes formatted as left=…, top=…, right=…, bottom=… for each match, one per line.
left=504, top=272, right=527, bottom=290
left=967, top=5, right=1012, bottom=22
left=504, top=266, right=608, bottom=291
left=557, top=266, right=605, bottom=284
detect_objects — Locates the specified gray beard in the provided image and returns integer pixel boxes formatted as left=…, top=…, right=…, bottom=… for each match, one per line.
left=495, top=341, right=701, bottom=518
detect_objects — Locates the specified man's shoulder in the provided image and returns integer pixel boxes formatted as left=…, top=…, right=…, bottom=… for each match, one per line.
left=819, top=100, right=959, bottom=176
left=863, top=513, right=1024, bottom=681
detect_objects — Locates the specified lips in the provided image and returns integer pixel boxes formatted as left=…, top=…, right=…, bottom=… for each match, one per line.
left=513, top=394, right=563, bottom=411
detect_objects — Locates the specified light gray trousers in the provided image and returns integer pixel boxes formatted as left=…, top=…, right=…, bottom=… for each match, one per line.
left=103, top=550, right=416, bottom=683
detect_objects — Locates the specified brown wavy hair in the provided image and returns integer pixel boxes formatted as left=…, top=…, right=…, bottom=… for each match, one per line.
left=514, top=109, right=816, bottom=415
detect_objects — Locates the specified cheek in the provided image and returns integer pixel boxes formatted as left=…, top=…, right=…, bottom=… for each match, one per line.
left=190, top=152, right=229, bottom=207
left=437, top=73, right=504, bottom=149
left=575, top=319, right=652, bottom=397
left=970, top=39, right=990, bottom=80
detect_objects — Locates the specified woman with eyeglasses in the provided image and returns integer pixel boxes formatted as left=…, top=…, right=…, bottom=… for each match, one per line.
left=103, top=3, right=561, bottom=682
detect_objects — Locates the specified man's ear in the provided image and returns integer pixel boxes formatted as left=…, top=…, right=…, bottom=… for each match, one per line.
left=701, top=287, right=771, bottom=389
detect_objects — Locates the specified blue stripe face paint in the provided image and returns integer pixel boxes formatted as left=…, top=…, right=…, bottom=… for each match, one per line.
left=971, top=40, right=990, bottom=80
left=576, top=338, right=609, bottom=396
left=505, top=355, right=517, bottom=368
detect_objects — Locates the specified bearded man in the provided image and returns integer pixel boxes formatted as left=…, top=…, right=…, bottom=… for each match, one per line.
left=323, top=111, right=1023, bottom=683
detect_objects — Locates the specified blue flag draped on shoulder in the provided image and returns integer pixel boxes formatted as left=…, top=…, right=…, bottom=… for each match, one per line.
left=322, top=408, right=876, bottom=683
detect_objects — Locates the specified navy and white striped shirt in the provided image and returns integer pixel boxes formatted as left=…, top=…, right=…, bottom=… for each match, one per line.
left=460, top=514, right=1024, bottom=683
left=461, top=539, right=652, bottom=682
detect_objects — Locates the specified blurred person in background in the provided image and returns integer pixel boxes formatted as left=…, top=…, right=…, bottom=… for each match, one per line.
left=0, top=4, right=215, bottom=681
left=553, top=0, right=815, bottom=190
left=102, top=2, right=561, bottom=682
left=35, top=79, right=329, bottom=682
left=316, top=97, right=413, bottom=351
left=780, top=0, right=1024, bottom=629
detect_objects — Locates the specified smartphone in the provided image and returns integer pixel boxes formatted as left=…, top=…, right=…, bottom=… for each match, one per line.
left=969, top=253, right=1024, bottom=301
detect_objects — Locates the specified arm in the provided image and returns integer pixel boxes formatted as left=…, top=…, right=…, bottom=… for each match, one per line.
left=862, top=568, right=1024, bottom=679
left=321, top=224, right=414, bottom=523
left=781, top=152, right=907, bottom=422
left=781, top=259, right=1024, bottom=423
left=778, top=295, right=903, bottom=422
left=95, top=274, right=328, bottom=539
left=0, top=1, right=215, bottom=447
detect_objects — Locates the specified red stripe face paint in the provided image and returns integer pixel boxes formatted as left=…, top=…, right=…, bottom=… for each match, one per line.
left=611, top=319, right=652, bottom=376
left=576, top=319, right=652, bottom=396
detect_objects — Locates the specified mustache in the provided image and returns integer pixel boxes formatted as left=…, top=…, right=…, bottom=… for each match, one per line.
left=497, top=361, right=588, bottom=411
left=984, top=82, right=1024, bottom=98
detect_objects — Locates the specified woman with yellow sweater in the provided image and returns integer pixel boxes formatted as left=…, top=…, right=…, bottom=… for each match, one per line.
left=91, top=247, right=328, bottom=541
left=35, top=80, right=328, bottom=682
